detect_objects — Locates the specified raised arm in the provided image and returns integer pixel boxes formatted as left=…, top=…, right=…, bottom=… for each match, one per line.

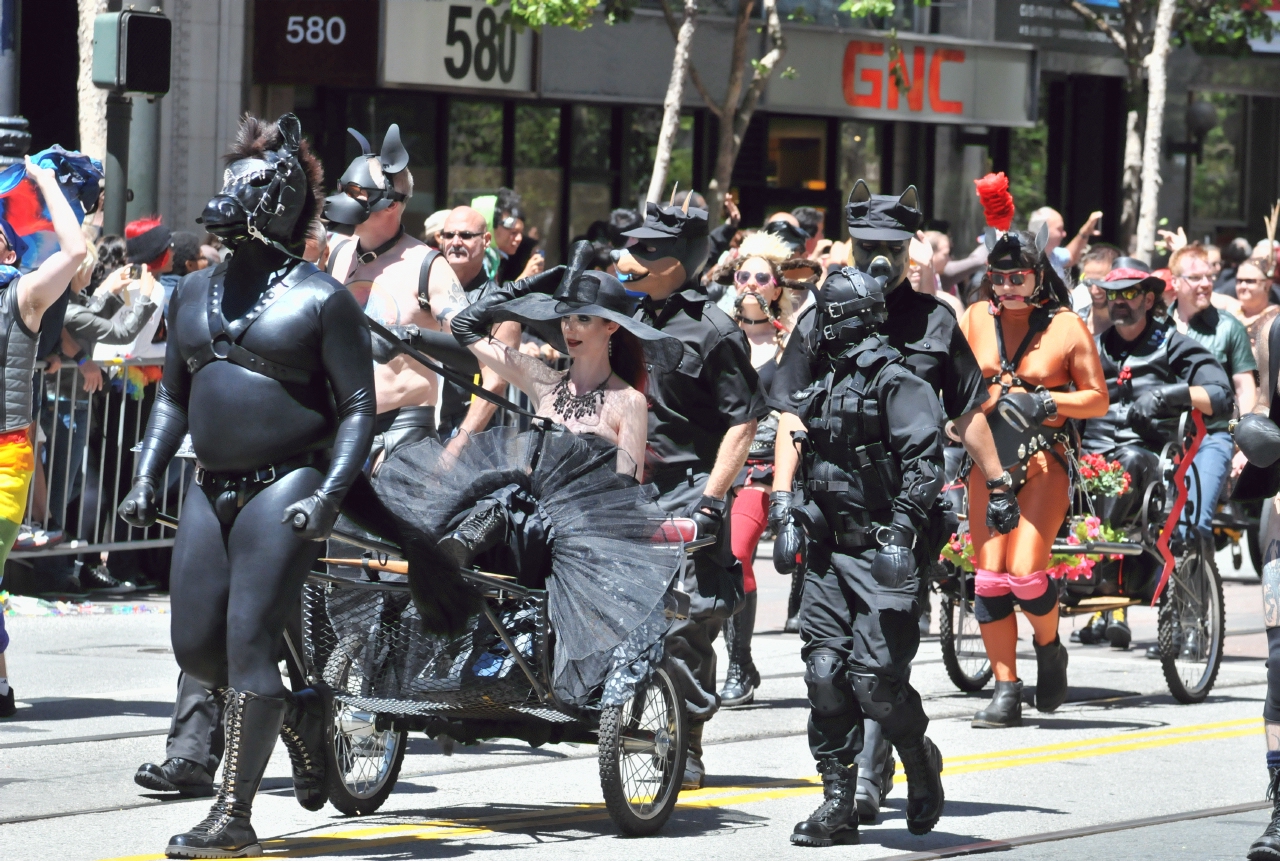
left=445, top=319, right=522, bottom=456
left=451, top=287, right=561, bottom=404
left=426, top=254, right=467, bottom=330
left=16, top=156, right=87, bottom=333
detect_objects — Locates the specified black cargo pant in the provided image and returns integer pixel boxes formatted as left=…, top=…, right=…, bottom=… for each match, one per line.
left=800, top=544, right=928, bottom=764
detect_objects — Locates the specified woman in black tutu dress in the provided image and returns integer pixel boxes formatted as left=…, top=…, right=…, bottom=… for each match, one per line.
left=372, top=260, right=686, bottom=707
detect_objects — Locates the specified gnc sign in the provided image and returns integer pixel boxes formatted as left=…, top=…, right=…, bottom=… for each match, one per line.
left=765, top=29, right=1035, bottom=127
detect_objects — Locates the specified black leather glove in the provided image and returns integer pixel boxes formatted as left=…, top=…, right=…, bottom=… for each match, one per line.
left=118, top=478, right=158, bottom=528
left=999, top=390, right=1055, bottom=426
left=986, top=489, right=1021, bottom=534
left=769, top=491, right=806, bottom=574
left=1131, top=383, right=1192, bottom=425
left=870, top=542, right=915, bottom=591
left=284, top=491, right=342, bottom=541
left=690, top=494, right=727, bottom=541
left=508, top=265, right=565, bottom=298
left=449, top=288, right=511, bottom=347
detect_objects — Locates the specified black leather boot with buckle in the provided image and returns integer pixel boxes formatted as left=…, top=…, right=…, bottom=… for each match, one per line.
left=165, top=690, right=286, bottom=859
left=853, top=719, right=896, bottom=821
left=719, top=592, right=760, bottom=707
left=897, top=736, right=945, bottom=835
left=791, top=759, right=859, bottom=846
left=280, top=686, right=330, bottom=811
left=1249, top=767, right=1280, bottom=860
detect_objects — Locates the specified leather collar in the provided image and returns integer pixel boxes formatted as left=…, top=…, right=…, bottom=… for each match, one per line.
left=355, top=227, right=405, bottom=266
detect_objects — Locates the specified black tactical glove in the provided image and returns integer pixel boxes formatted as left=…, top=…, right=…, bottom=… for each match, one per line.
left=690, top=494, right=727, bottom=541
left=998, top=390, right=1055, bottom=426
left=769, top=491, right=807, bottom=574
left=986, top=489, right=1021, bottom=534
left=870, top=540, right=915, bottom=591
left=284, top=490, right=342, bottom=541
left=1130, top=383, right=1192, bottom=430
left=118, top=478, right=158, bottom=528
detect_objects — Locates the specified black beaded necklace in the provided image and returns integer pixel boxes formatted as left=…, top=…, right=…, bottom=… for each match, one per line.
left=551, top=373, right=612, bottom=421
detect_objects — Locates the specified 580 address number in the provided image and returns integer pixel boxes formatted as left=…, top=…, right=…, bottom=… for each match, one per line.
left=285, top=15, right=347, bottom=45
left=444, top=5, right=518, bottom=83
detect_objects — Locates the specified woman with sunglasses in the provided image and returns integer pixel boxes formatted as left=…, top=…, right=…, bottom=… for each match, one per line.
left=370, top=245, right=686, bottom=708
left=1232, top=258, right=1279, bottom=417
left=957, top=229, right=1108, bottom=728
left=717, top=232, right=802, bottom=706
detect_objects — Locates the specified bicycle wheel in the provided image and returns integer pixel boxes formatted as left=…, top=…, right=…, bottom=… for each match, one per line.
left=939, top=583, right=992, bottom=693
left=1158, top=536, right=1225, bottom=704
left=326, top=698, right=407, bottom=816
left=598, top=658, right=688, bottom=836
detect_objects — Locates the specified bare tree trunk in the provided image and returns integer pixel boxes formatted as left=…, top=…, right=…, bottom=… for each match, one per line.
left=1133, top=0, right=1176, bottom=263
left=78, top=0, right=109, bottom=161
left=647, top=0, right=697, bottom=204
left=1119, top=109, right=1142, bottom=251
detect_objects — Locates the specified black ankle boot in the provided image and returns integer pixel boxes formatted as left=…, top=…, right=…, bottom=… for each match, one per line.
left=1073, top=612, right=1106, bottom=645
left=720, top=592, right=759, bottom=707
left=1105, top=609, right=1131, bottom=650
left=972, top=679, right=1023, bottom=728
left=784, top=570, right=804, bottom=634
left=897, top=736, right=944, bottom=835
left=280, top=687, right=329, bottom=811
left=1249, top=767, right=1280, bottom=860
left=439, top=502, right=508, bottom=569
left=791, top=759, right=859, bottom=846
left=853, top=720, right=895, bottom=821
left=1034, top=636, right=1069, bottom=713
left=135, top=758, right=215, bottom=797
left=165, top=690, right=285, bottom=859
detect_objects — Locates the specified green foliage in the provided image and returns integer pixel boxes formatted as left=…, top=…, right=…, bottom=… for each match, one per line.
left=787, top=6, right=814, bottom=22
left=496, top=0, right=636, bottom=31
left=1190, top=92, right=1245, bottom=223
left=780, top=66, right=798, bottom=80
left=1009, top=121, right=1048, bottom=227
left=838, top=0, right=897, bottom=19
left=1174, top=0, right=1275, bottom=56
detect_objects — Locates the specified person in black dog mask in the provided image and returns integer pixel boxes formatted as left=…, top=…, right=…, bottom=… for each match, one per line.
left=118, top=114, right=377, bottom=858
left=770, top=266, right=947, bottom=846
left=615, top=196, right=767, bottom=790
left=770, top=180, right=1011, bottom=822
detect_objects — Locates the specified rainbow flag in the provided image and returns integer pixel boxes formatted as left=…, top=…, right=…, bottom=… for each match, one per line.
left=0, top=146, right=104, bottom=270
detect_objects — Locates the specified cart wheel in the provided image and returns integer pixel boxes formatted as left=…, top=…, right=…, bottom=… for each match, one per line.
left=1158, top=535, right=1225, bottom=704
left=939, top=586, right=992, bottom=693
left=598, top=658, right=688, bottom=836
left=325, top=698, right=406, bottom=816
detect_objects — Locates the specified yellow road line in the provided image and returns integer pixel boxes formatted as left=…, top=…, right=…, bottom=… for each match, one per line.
left=97, top=716, right=1263, bottom=861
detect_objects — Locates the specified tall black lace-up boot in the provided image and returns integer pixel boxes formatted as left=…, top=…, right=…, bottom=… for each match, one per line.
left=854, top=720, right=896, bottom=821
left=791, top=759, right=859, bottom=846
left=897, top=736, right=945, bottom=835
left=279, top=686, right=329, bottom=811
left=439, top=501, right=508, bottom=569
left=719, top=592, right=760, bottom=707
left=784, top=570, right=804, bottom=633
left=1249, top=767, right=1280, bottom=860
left=165, top=690, right=286, bottom=859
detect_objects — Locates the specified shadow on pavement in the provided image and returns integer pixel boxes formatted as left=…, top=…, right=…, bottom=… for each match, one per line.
left=11, top=697, right=173, bottom=722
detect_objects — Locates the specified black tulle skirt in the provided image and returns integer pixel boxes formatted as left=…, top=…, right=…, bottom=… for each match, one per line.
left=373, top=425, right=683, bottom=707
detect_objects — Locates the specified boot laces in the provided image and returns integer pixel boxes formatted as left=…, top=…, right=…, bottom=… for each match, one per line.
left=807, top=761, right=853, bottom=820
left=1264, top=769, right=1280, bottom=838
left=898, top=741, right=936, bottom=794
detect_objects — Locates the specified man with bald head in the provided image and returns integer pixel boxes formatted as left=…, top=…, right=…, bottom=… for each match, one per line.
left=437, top=206, right=523, bottom=447
left=764, top=211, right=810, bottom=256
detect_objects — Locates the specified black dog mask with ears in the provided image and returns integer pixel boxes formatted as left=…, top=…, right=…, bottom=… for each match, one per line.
left=983, top=222, right=1071, bottom=308
left=621, top=196, right=712, bottom=283
left=846, top=180, right=920, bottom=292
left=324, top=125, right=411, bottom=225
left=200, top=113, right=309, bottom=257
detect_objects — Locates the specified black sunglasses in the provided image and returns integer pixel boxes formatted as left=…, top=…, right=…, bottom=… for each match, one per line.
left=440, top=230, right=483, bottom=240
left=988, top=269, right=1034, bottom=286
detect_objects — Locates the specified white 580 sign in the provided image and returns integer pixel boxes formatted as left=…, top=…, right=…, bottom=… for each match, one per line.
left=383, top=0, right=533, bottom=92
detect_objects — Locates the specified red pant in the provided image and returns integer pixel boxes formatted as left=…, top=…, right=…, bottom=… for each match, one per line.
left=731, top=487, right=769, bottom=593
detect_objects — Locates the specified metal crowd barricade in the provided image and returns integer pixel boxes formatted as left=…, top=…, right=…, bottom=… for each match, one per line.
left=11, top=358, right=188, bottom=559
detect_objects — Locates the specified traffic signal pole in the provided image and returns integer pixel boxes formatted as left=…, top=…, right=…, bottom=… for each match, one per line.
left=103, top=93, right=132, bottom=238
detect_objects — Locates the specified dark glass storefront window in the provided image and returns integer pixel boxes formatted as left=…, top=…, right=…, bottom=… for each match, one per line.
left=768, top=117, right=826, bottom=190
left=570, top=105, right=613, bottom=242
left=622, top=107, right=692, bottom=206
left=344, top=91, right=439, bottom=231
left=515, top=105, right=563, bottom=264
left=839, top=120, right=880, bottom=196
left=1193, top=93, right=1247, bottom=226
left=449, top=100, right=504, bottom=207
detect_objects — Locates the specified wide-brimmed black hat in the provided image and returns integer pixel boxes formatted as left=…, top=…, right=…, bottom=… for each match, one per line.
left=490, top=269, right=685, bottom=372
left=845, top=180, right=922, bottom=241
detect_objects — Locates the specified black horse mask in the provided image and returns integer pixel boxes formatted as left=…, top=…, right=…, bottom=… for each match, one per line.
left=324, top=125, right=411, bottom=225
left=200, top=113, right=309, bottom=257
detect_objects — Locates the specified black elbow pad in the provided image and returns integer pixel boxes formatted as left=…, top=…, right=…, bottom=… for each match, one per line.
left=1208, top=384, right=1234, bottom=418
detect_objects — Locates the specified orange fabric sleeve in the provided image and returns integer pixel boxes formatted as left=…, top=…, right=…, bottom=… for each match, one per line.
left=1047, top=312, right=1109, bottom=420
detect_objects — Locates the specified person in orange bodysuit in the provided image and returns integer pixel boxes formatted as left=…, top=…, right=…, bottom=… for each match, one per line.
left=959, top=228, right=1108, bottom=728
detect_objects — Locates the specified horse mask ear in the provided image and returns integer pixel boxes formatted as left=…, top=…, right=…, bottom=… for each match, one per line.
left=898, top=185, right=919, bottom=211
left=984, top=227, right=999, bottom=252
left=380, top=124, right=410, bottom=174
left=849, top=179, right=872, bottom=206
left=276, top=114, right=302, bottom=153
left=1035, top=222, right=1051, bottom=254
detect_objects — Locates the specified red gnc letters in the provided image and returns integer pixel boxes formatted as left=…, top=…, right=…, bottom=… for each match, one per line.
left=841, top=40, right=964, bottom=115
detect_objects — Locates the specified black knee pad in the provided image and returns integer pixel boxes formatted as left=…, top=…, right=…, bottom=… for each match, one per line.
left=804, top=649, right=851, bottom=718
left=974, top=592, right=1014, bottom=623
left=1017, top=577, right=1059, bottom=617
left=1266, top=628, right=1280, bottom=722
left=849, top=670, right=905, bottom=721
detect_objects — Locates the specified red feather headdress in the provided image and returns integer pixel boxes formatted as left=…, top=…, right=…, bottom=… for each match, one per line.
left=974, top=172, right=1014, bottom=232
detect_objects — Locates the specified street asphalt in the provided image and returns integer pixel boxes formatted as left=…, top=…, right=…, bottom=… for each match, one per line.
left=0, top=540, right=1273, bottom=860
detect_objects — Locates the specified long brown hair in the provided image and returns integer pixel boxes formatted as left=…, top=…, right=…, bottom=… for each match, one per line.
left=609, top=328, right=648, bottom=393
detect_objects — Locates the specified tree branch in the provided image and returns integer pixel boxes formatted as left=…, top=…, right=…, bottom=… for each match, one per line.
left=1063, top=0, right=1127, bottom=52
left=656, top=0, right=721, bottom=118
left=734, top=0, right=785, bottom=139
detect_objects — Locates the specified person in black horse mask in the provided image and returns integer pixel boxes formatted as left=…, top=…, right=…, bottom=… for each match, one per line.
left=118, top=114, right=381, bottom=858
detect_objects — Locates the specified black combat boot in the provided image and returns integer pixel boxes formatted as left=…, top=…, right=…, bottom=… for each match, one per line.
left=135, top=758, right=216, bottom=797
left=165, top=690, right=285, bottom=859
left=1249, top=767, right=1280, bottom=860
left=1105, top=607, right=1131, bottom=650
left=682, top=721, right=705, bottom=790
left=784, top=570, right=804, bottom=634
left=853, top=720, right=896, bottom=821
left=279, top=686, right=329, bottom=811
left=720, top=592, right=760, bottom=707
left=438, top=501, right=508, bottom=569
left=897, top=736, right=944, bottom=835
left=1033, top=636, right=1069, bottom=713
left=791, top=759, right=859, bottom=846
left=1072, top=612, right=1107, bottom=645
left=971, top=679, right=1023, bottom=728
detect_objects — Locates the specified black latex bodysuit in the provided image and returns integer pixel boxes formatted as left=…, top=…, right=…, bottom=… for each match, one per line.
left=134, top=244, right=375, bottom=696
